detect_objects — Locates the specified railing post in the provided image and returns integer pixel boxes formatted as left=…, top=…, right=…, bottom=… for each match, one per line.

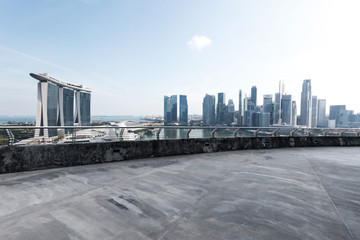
left=115, top=127, right=119, bottom=138
left=186, top=129, right=192, bottom=139
left=272, top=128, right=280, bottom=137
left=156, top=128, right=162, bottom=140
left=211, top=128, right=218, bottom=138
left=119, top=128, right=125, bottom=141
left=307, top=129, right=314, bottom=136
left=324, top=129, right=330, bottom=136
left=5, top=125, right=360, bottom=145
left=290, top=128, right=298, bottom=137
left=6, top=129, right=14, bottom=146
left=72, top=128, right=76, bottom=143
left=233, top=128, right=240, bottom=137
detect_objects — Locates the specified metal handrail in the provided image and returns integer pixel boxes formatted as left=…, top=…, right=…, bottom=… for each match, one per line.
left=2, top=126, right=360, bottom=133
left=1, top=125, right=359, bottom=131
left=211, top=128, right=218, bottom=138
left=1, top=125, right=360, bottom=146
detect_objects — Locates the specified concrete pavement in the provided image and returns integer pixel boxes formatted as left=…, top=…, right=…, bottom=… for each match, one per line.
left=0, top=147, right=359, bottom=240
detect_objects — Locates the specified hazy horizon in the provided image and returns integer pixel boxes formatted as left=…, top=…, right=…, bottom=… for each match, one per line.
left=1, top=0, right=360, bottom=116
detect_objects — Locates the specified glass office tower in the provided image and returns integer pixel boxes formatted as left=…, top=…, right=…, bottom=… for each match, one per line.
left=238, top=90, right=243, bottom=126
left=216, top=93, right=226, bottom=124
left=179, top=95, right=188, bottom=126
left=311, top=96, right=318, bottom=128
left=317, top=99, right=326, bottom=127
left=251, top=86, right=257, bottom=106
left=75, top=91, right=91, bottom=126
left=164, top=96, right=171, bottom=125
left=300, top=79, right=312, bottom=127
left=47, top=82, right=59, bottom=137
left=281, top=95, right=292, bottom=125
left=292, top=101, right=297, bottom=125
left=80, top=92, right=91, bottom=126
left=329, top=105, right=346, bottom=127
left=170, top=95, right=177, bottom=122
left=203, top=94, right=216, bottom=126
left=62, top=88, right=74, bottom=133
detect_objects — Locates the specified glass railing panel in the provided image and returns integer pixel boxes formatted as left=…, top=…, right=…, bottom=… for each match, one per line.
left=189, top=128, right=212, bottom=139
left=1, top=126, right=360, bottom=145
left=0, top=129, right=9, bottom=146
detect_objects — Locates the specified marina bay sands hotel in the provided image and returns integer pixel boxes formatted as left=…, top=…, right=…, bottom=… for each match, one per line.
left=30, top=73, right=91, bottom=138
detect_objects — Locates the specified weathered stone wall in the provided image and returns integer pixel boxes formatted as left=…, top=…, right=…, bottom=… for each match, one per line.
left=1, top=136, right=360, bottom=174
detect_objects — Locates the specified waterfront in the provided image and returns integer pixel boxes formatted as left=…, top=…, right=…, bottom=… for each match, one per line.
left=0, top=116, right=36, bottom=124
left=0, top=115, right=146, bottom=124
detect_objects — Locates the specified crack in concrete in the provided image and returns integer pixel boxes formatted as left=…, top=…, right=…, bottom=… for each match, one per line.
left=156, top=152, right=254, bottom=240
left=302, top=150, right=356, bottom=240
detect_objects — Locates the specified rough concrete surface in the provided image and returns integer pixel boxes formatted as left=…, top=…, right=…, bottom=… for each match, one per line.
left=0, top=147, right=359, bottom=240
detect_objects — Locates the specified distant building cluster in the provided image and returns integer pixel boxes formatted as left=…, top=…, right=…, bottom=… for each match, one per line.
left=165, top=79, right=360, bottom=128
left=164, top=95, right=188, bottom=125
left=30, top=73, right=91, bottom=138
left=202, top=82, right=297, bottom=127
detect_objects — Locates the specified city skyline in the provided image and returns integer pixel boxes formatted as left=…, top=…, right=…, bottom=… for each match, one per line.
left=197, top=79, right=360, bottom=128
left=1, top=1, right=360, bottom=116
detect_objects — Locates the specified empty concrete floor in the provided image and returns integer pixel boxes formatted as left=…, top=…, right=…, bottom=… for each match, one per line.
left=0, top=147, right=359, bottom=240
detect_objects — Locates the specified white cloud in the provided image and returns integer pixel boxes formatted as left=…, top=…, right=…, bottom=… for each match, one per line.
left=187, top=35, right=212, bottom=51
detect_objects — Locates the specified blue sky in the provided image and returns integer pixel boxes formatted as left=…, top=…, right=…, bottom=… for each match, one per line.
left=1, top=0, right=360, bottom=116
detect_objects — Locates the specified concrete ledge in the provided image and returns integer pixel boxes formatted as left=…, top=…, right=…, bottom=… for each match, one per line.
left=1, top=136, right=360, bottom=174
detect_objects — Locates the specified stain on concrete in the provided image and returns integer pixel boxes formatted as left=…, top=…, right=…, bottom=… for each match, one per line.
left=0, top=147, right=359, bottom=239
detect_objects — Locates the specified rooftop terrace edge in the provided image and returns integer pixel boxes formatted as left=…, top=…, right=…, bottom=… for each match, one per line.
left=1, top=136, right=360, bottom=174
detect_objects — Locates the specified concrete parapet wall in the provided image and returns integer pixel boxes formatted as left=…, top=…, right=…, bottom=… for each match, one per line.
left=1, top=136, right=360, bottom=174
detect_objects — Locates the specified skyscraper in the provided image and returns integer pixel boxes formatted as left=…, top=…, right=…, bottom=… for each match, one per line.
left=258, top=112, right=270, bottom=127
left=274, top=93, right=281, bottom=125
left=311, top=96, right=318, bottom=128
left=247, top=97, right=255, bottom=111
left=281, top=94, right=292, bottom=125
left=30, top=73, right=91, bottom=138
left=163, top=96, right=171, bottom=125
left=216, top=92, right=226, bottom=124
left=170, top=95, right=177, bottom=122
left=179, top=95, right=188, bottom=126
left=243, top=95, right=248, bottom=113
left=338, top=109, right=349, bottom=128
left=263, top=94, right=273, bottom=125
left=329, top=105, right=346, bottom=128
left=263, top=95, right=273, bottom=112
left=274, top=81, right=285, bottom=125
left=238, top=90, right=243, bottom=126
left=317, top=99, right=327, bottom=127
left=251, top=86, right=257, bottom=106
left=300, top=79, right=312, bottom=127
left=227, top=99, right=235, bottom=112
left=291, top=101, right=297, bottom=125
left=41, top=81, right=59, bottom=137
left=225, top=99, right=235, bottom=125
left=164, top=95, right=178, bottom=125
left=61, top=87, right=75, bottom=132
left=75, top=91, right=91, bottom=126
left=203, top=94, right=216, bottom=126
left=245, top=111, right=256, bottom=127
